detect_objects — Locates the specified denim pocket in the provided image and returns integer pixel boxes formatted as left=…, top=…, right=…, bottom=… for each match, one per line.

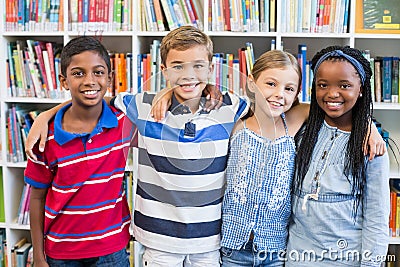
left=220, top=247, right=233, bottom=257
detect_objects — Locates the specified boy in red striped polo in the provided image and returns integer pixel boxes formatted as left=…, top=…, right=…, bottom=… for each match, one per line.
left=24, top=36, right=134, bottom=267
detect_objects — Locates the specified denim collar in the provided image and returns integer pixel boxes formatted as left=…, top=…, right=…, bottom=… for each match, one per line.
left=54, top=99, right=118, bottom=145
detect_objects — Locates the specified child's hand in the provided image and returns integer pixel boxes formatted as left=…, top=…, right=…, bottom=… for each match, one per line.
left=364, top=122, right=387, bottom=161
left=203, top=84, right=223, bottom=112
left=25, top=111, right=52, bottom=160
left=151, top=87, right=173, bottom=122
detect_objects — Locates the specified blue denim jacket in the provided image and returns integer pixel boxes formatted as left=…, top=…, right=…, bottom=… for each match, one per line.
left=286, top=121, right=390, bottom=267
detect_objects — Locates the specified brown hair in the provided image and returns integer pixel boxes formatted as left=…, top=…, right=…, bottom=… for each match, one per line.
left=160, top=26, right=214, bottom=66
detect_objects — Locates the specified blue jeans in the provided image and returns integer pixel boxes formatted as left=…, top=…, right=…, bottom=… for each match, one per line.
left=46, top=248, right=130, bottom=267
left=221, top=241, right=284, bottom=267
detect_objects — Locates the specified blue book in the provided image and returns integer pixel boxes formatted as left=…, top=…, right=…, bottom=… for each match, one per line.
left=382, top=57, right=392, bottom=103
left=137, top=54, right=143, bottom=93
left=298, top=44, right=307, bottom=102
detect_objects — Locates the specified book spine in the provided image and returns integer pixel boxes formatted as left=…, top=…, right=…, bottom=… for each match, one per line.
left=382, top=57, right=392, bottom=103
left=391, top=57, right=399, bottom=103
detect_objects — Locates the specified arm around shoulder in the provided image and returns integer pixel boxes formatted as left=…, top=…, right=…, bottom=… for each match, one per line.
left=25, top=101, right=69, bottom=160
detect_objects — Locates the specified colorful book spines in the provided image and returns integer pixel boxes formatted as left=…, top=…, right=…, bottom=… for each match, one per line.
left=5, top=0, right=63, bottom=31
left=207, top=0, right=276, bottom=32
left=68, top=0, right=132, bottom=32
left=281, top=0, right=349, bottom=33
left=142, top=0, right=203, bottom=31
left=369, top=55, right=400, bottom=104
left=6, top=40, right=70, bottom=99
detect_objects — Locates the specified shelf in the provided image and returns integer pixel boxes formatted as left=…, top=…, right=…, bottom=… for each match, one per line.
left=67, top=31, right=135, bottom=37
left=1, top=31, right=65, bottom=37
left=2, top=97, right=70, bottom=104
left=280, top=32, right=352, bottom=38
left=354, top=34, right=400, bottom=40
left=8, top=223, right=30, bottom=231
left=374, top=103, right=400, bottom=110
left=6, top=161, right=27, bottom=168
left=207, top=31, right=277, bottom=37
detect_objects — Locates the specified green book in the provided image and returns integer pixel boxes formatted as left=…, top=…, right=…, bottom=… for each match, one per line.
left=0, top=170, right=4, bottom=223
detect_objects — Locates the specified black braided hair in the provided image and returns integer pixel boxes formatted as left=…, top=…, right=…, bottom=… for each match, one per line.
left=292, top=45, right=373, bottom=218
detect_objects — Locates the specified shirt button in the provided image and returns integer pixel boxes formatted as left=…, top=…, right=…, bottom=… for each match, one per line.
left=88, top=139, right=92, bottom=143
left=254, top=205, right=258, bottom=209
left=258, top=183, right=262, bottom=188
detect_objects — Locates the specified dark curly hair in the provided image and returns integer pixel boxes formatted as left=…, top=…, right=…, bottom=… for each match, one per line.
left=293, top=45, right=373, bottom=217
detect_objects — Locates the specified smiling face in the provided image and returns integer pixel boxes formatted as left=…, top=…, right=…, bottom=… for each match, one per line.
left=250, top=66, right=300, bottom=119
left=161, top=45, right=213, bottom=110
left=315, top=60, right=362, bottom=130
left=59, top=51, right=111, bottom=108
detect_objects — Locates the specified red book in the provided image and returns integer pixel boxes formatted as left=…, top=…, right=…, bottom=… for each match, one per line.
left=33, top=41, right=50, bottom=97
left=46, top=42, right=57, bottom=90
left=223, top=0, right=231, bottom=31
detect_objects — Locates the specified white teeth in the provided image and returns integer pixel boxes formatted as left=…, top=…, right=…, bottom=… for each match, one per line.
left=83, top=90, right=98, bottom=95
left=270, top=101, right=282, bottom=107
left=181, top=84, right=197, bottom=88
left=327, top=102, right=342, bottom=107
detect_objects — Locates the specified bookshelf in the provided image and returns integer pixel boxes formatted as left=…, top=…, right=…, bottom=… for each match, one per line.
left=0, top=0, right=399, bottom=266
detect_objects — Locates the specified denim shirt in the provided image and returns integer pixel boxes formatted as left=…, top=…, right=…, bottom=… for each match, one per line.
left=286, top=121, right=390, bottom=267
left=221, top=114, right=296, bottom=252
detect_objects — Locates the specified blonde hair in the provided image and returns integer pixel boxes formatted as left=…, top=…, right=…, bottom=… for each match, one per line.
left=245, top=50, right=302, bottom=117
left=251, top=50, right=302, bottom=90
left=160, top=26, right=214, bottom=66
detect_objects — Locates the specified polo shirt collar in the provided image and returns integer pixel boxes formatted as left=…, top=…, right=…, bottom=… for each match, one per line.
left=54, top=99, right=118, bottom=145
left=168, top=93, right=207, bottom=115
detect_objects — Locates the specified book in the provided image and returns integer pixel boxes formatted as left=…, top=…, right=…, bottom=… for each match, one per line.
left=390, top=190, right=397, bottom=236
left=0, top=170, right=4, bottom=222
left=269, top=0, right=276, bottom=31
left=15, top=243, right=32, bottom=267
left=391, top=56, right=399, bottom=103
left=382, top=57, right=392, bottom=103
left=298, top=44, right=307, bottom=102
left=374, top=57, right=382, bottom=102
left=11, top=238, right=27, bottom=267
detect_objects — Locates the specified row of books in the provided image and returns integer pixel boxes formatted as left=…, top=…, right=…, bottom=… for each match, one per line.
left=6, top=40, right=69, bottom=99
left=6, top=39, right=136, bottom=100
left=208, top=0, right=276, bottom=32
left=10, top=238, right=33, bottom=267
left=5, top=0, right=133, bottom=32
left=390, top=179, right=400, bottom=237
left=370, top=55, right=400, bottom=104
left=0, top=229, right=6, bottom=267
left=6, top=106, right=40, bottom=163
left=17, top=184, right=31, bottom=226
left=5, top=0, right=63, bottom=32
left=69, top=0, right=133, bottom=32
left=108, top=52, right=135, bottom=97
left=281, top=0, right=350, bottom=34
left=140, top=0, right=204, bottom=32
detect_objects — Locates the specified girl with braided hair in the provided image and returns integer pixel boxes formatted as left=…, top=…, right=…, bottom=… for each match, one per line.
left=286, top=46, right=390, bottom=266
